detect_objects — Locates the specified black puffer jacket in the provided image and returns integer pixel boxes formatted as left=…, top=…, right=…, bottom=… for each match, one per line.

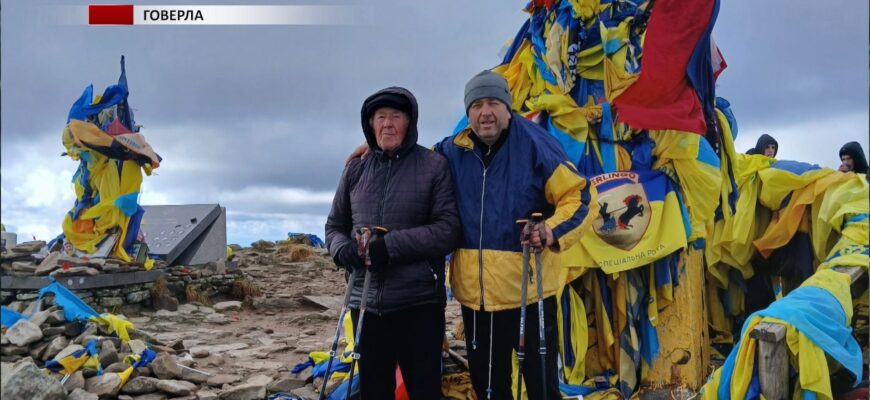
left=325, top=87, right=461, bottom=314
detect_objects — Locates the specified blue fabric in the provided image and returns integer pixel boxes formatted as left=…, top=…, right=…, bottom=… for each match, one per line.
left=599, top=102, right=617, bottom=173
left=696, top=136, right=721, bottom=169
left=326, top=375, right=359, bottom=400
left=133, top=348, right=157, bottom=368
left=756, top=286, right=861, bottom=384
left=559, top=382, right=600, bottom=396
left=45, top=339, right=99, bottom=373
left=635, top=271, right=659, bottom=365
left=114, top=192, right=140, bottom=217
left=291, top=358, right=314, bottom=375
left=502, top=19, right=530, bottom=65
left=686, top=0, right=720, bottom=126
left=67, top=84, right=128, bottom=123
left=676, top=191, right=693, bottom=240
left=771, top=160, right=821, bottom=175
left=715, top=97, right=738, bottom=140
left=123, top=206, right=145, bottom=254
left=1, top=306, right=24, bottom=328
left=37, top=278, right=99, bottom=322
left=287, top=232, right=325, bottom=248
left=547, top=118, right=585, bottom=168
left=528, top=9, right=558, bottom=86
left=718, top=284, right=863, bottom=398
left=311, top=356, right=351, bottom=378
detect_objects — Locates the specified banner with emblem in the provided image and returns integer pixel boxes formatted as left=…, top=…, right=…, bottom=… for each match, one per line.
left=562, top=170, right=689, bottom=274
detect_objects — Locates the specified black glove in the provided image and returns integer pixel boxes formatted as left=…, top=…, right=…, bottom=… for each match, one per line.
left=334, top=243, right=363, bottom=271
left=368, top=235, right=389, bottom=269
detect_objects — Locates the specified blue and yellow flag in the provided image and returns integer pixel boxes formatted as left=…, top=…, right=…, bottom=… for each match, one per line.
left=45, top=339, right=99, bottom=375
left=563, top=170, right=688, bottom=273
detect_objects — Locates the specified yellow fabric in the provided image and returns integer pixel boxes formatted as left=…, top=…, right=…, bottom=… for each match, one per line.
left=701, top=269, right=854, bottom=400
left=96, top=314, right=134, bottom=342
left=818, top=218, right=869, bottom=271
left=83, top=354, right=101, bottom=370
left=63, top=154, right=143, bottom=262
left=562, top=172, right=687, bottom=273
left=494, top=42, right=560, bottom=111
left=802, top=269, right=853, bottom=321
left=718, top=154, right=773, bottom=270
left=118, top=366, right=135, bottom=387
left=577, top=43, right=605, bottom=80
left=48, top=353, right=91, bottom=376
left=511, top=349, right=529, bottom=400
left=341, top=311, right=354, bottom=363
left=706, top=277, right=733, bottom=344
left=450, top=249, right=561, bottom=311
left=601, top=18, right=639, bottom=102
left=545, top=162, right=599, bottom=252
left=756, top=166, right=833, bottom=211
left=441, top=372, right=475, bottom=400
left=557, top=283, right=588, bottom=385
left=705, top=109, right=740, bottom=273
left=649, top=131, right=721, bottom=241
left=583, top=272, right=616, bottom=373
left=545, top=19, right=572, bottom=93
left=754, top=172, right=850, bottom=258
left=568, top=0, right=600, bottom=22
left=525, top=94, right=600, bottom=145
left=812, top=173, right=869, bottom=262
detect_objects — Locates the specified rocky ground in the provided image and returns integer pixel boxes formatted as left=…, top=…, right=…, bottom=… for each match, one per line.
left=1, top=240, right=466, bottom=400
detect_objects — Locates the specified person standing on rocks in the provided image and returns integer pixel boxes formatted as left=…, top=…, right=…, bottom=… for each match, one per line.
left=432, top=71, right=596, bottom=400
left=326, top=87, right=461, bottom=400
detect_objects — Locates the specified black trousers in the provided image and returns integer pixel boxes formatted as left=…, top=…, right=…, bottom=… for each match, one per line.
left=461, top=296, right=560, bottom=400
left=350, top=303, right=445, bottom=400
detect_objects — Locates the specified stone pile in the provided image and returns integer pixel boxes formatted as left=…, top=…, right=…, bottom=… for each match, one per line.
left=1, top=241, right=159, bottom=278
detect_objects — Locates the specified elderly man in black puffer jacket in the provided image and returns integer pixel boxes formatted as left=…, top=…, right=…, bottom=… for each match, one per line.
left=326, top=87, right=461, bottom=400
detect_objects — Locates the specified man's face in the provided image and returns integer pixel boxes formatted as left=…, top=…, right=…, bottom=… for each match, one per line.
left=468, top=98, right=511, bottom=145
left=841, top=154, right=854, bottom=171
left=371, top=107, right=408, bottom=155
left=763, top=144, right=777, bottom=157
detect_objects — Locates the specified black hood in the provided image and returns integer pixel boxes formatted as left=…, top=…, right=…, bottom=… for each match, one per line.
left=360, top=87, right=419, bottom=159
left=839, top=141, right=869, bottom=174
left=747, top=134, right=778, bottom=156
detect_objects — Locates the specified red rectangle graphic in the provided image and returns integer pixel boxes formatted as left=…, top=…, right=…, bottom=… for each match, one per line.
left=89, top=4, right=134, bottom=25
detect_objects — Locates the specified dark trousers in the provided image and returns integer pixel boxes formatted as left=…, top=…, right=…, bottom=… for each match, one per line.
left=350, top=303, right=445, bottom=400
left=461, top=296, right=560, bottom=400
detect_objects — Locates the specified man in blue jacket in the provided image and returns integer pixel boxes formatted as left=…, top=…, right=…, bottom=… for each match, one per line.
left=434, top=71, right=597, bottom=400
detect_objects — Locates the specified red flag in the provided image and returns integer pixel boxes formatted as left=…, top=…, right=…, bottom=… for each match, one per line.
left=612, top=0, right=715, bottom=134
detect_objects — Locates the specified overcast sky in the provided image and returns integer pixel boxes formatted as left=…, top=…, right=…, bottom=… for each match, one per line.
left=2, top=0, right=868, bottom=247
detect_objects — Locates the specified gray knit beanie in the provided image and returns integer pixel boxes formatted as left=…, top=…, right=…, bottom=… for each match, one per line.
left=464, top=70, right=512, bottom=114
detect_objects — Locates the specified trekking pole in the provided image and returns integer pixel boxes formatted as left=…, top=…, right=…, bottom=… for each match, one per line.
left=515, top=218, right=533, bottom=400
left=531, top=212, right=548, bottom=400
left=345, top=226, right=387, bottom=400
left=318, top=267, right=359, bottom=400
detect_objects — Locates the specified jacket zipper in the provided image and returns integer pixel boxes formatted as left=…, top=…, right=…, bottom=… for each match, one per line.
left=471, top=152, right=487, bottom=312
left=375, top=158, right=393, bottom=315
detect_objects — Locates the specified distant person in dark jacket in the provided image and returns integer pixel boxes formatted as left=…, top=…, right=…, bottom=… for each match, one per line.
left=838, top=141, right=869, bottom=174
left=325, top=87, right=461, bottom=400
left=746, top=134, right=778, bottom=157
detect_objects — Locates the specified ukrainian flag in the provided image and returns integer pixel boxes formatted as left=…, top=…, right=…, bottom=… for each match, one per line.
left=45, top=339, right=99, bottom=375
